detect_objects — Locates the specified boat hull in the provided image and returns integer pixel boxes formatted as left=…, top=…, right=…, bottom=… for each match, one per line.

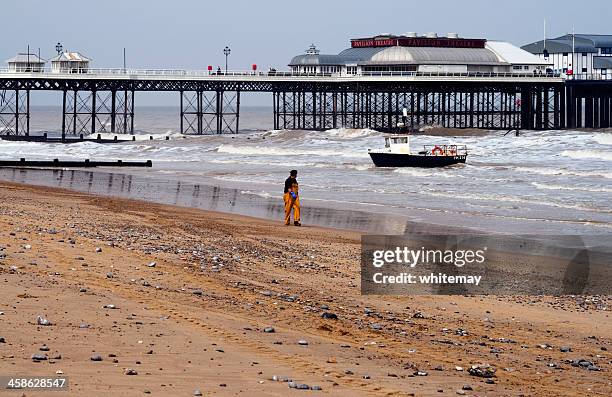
left=369, top=152, right=467, bottom=168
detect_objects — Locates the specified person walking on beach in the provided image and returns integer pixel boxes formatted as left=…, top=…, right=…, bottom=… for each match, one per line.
left=284, top=170, right=301, bottom=226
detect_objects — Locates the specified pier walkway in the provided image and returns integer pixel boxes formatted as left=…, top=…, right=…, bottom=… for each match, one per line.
left=0, top=69, right=609, bottom=135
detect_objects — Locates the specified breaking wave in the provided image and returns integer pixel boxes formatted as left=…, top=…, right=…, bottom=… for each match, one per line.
left=216, top=144, right=369, bottom=158
left=531, top=182, right=612, bottom=193
left=561, top=150, right=612, bottom=162
left=593, top=133, right=612, bottom=145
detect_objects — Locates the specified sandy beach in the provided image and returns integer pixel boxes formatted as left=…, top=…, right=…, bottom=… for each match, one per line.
left=0, top=181, right=610, bottom=396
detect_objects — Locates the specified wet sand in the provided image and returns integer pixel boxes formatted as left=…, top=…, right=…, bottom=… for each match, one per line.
left=0, top=181, right=610, bottom=396
left=0, top=167, right=411, bottom=234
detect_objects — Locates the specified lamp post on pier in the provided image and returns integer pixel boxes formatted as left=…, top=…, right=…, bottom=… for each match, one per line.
left=55, top=42, right=63, bottom=55
left=223, top=46, right=231, bottom=74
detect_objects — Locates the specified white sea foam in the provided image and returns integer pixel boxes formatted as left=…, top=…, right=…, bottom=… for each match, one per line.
left=513, top=166, right=612, bottom=179
left=531, top=182, right=612, bottom=193
left=216, top=144, right=369, bottom=158
left=325, top=128, right=380, bottom=139
left=393, top=168, right=460, bottom=178
left=423, top=190, right=607, bottom=213
left=593, top=133, right=612, bottom=145
left=561, top=150, right=612, bottom=161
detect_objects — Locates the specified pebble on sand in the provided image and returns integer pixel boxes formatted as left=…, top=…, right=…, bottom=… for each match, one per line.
left=298, top=339, right=309, bottom=346
left=91, top=354, right=103, bottom=361
left=36, top=315, right=52, bottom=326
left=288, top=382, right=310, bottom=389
left=468, top=364, right=496, bottom=378
left=263, top=327, right=275, bottom=333
left=321, top=312, right=338, bottom=320
left=124, top=368, right=138, bottom=375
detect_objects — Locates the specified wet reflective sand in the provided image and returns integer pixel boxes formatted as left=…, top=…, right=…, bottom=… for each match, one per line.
left=0, top=167, right=411, bottom=234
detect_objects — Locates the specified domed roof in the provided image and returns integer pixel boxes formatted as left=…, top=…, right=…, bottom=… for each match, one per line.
left=290, top=44, right=511, bottom=66
left=368, top=46, right=502, bottom=65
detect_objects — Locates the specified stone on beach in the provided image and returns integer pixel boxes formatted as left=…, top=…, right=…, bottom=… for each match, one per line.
left=468, top=364, right=496, bottom=378
left=36, top=315, right=51, bottom=326
left=321, top=312, right=338, bottom=320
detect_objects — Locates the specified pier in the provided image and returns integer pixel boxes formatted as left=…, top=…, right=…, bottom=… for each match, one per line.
left=0, top=69, right=611, bottom=136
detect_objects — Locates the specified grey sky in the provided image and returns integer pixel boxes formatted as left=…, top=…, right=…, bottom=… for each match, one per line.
left=3, top=0, right=611, bottom=105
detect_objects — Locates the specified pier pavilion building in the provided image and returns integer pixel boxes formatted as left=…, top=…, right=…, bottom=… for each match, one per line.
left=50, top=51, right=91, bottom=73
left=5, top=53, right=46, bottom=73
left=522, top=34, right=612, bottom=78
left=289, top=33, right=550, bottom=76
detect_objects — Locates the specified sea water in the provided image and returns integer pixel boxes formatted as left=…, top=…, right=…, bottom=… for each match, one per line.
left=0, top=106, right=610, bottom=235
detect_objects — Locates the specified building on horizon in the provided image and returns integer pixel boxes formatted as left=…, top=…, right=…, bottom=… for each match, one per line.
left=50, top=51, right=91, bottom=73
left=522, top=34, right=612, bottom=78
left=5, top=53, right=46, bottom=72
left=288, top=33, right=550, bottom=75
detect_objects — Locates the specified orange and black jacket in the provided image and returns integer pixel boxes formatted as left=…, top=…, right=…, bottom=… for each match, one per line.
left=284, top=177, right=298, bottom=195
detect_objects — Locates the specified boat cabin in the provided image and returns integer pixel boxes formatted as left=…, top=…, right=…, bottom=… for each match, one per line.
left=384, top=135, right=411, bottom=153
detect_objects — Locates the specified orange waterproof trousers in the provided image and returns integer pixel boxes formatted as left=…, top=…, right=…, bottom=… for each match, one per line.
left=283, top=192, right=300, bottom=225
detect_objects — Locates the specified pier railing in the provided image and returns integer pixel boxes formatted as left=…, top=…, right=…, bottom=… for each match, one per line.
left=567, top=73, right=612, bottom=81
left=0, top=67, right=565, bottom=80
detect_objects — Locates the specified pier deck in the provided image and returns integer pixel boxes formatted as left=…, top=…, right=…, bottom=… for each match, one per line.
left=0, top=69, right=610, bottom=135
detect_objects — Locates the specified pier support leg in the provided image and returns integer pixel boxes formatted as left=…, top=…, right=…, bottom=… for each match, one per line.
left=61, top=90, right=67, bottom=140
left=62, top=90, right=132, bottom=135
left=272, top=92, right=278, bottom=130
left=111, top=91, right=116, bottom=133
left=0, top=89, right=29, bottom=135
left=181, top=89, right=239, bottom=134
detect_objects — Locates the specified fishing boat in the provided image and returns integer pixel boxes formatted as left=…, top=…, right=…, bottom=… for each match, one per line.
left=368, top=135, right=467, bottom=168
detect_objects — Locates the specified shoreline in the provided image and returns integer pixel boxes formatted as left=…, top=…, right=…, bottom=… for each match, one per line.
left=2, top=127, right=611, bottom=237
left=0, top=167, right=438, bottom=234
left=3, top=166, right=609, bottom=238
left=0, top=181, right=610, bottom=396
